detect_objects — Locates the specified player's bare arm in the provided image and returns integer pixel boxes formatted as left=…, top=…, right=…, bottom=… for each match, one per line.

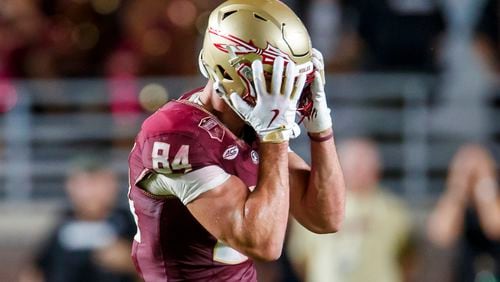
left=187, top=142, right=289, bottom=261
left=188, top=58, right=305, bottom=260
left=289, top=131, right=345, bottom=234
left=289, top=49, right=346, bottom=234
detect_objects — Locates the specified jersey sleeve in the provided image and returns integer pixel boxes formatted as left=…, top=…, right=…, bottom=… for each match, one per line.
left=140, top=166, right=230, bottom=205
left=139, top=132, right=230, bottom=204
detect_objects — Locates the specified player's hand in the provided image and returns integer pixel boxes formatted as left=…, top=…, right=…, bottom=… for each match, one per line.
left=303, top=48, right=333, bottom=133
left=230, top=57, right=306, bottom=143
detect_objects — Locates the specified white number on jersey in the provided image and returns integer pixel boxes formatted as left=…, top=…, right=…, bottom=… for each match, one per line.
left=152, top=142, right=192, bottom=173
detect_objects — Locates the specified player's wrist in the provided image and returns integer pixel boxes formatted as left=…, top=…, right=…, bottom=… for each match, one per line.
left=308, top=128, right=333, bottom=142
left=260, top=129, right=290, bottom=143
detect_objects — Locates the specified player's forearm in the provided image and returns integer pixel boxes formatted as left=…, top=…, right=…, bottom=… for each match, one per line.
left=303, top=129, right=345, bottom=233
left=238, top=142, right=290, bottom=260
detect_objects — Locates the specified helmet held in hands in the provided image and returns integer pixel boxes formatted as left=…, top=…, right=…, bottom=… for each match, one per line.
left=199, top=0, right=315, bottom=119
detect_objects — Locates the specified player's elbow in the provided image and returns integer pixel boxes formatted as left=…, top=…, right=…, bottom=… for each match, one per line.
left=308, top=210, right=345, bottom=234
left=242, top=235, right=284, bottom=261
left=319, top=218, right=343, bottom=234
left=248, top=242, right=283, bottom=262
left=310, top=219, right=343, bottom=234
left=230, top=225, right=285, bottom=261
left=327, top=210, right=345, bottom=233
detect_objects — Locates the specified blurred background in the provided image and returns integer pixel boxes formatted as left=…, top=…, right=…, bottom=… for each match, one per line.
left=0, top=0, right=499, bottom=281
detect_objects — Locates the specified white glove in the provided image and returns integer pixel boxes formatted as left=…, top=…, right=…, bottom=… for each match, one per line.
left=302, top=48, right=333, bottom=133
left=230, top=57, right=306, bottom=143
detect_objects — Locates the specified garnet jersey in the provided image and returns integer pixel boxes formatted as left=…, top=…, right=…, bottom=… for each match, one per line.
left=128, top=89, right=259, bottom=281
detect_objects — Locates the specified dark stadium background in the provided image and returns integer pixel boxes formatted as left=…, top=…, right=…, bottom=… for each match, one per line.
left=0, top=0, right=499, bottom=281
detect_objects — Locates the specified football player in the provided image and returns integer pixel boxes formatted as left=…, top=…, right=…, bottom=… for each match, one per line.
left=128, top=0, right=346, bottom=281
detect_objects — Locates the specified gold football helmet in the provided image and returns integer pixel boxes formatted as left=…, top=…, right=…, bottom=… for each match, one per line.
left=199, top=0, right=315, bottom=116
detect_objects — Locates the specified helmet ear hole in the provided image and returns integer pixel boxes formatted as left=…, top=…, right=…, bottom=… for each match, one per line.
left=217, top=65, right=233, bottom=81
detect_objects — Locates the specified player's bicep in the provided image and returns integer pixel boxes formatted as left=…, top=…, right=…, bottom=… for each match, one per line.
left=186, top=175, right=250, bottom=248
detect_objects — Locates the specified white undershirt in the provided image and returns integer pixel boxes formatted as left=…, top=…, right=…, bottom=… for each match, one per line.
left=140, top=165, right=230, bottom=205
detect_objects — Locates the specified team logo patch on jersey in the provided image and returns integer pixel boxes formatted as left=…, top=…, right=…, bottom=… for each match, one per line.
left=223, top=145, right=239, bottom=160
left=251, top=150, right=259, bottom=164
left=199, top=117, right=225, bottom=142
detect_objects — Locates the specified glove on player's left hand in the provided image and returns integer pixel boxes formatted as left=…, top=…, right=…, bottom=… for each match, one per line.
left=302, top=48, right=333, bottom=133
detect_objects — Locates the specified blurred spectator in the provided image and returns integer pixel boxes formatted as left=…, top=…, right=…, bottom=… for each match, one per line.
left=475, top=0, right=500, bottom=71
left=20, top=158, right=137, bottom=282
left=429, top=0, right=493, bottom=140
left=427, top=144, right=500, bottom=282
left=296, top=0, right=364, bottom=72
left=345, top=0, right=445, bottom=72
left=287, top=138, right=413, bottom=282
left=0, top=0, right=50, bottom=78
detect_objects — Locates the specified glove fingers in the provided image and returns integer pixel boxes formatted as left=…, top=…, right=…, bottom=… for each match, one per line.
left=283, top=61, right=296, bottom=99
left=312, top=48, right=324, bottom=66
left=252, top=60, right=267, bottom=99
left=312, top=57, right=324, bottom=72
left=271, top=57, right=285, bottom=96
left=292, top=73, right=307, bottom=103
left=312, top=71, right=325, bottom=95
left=229, top=92, right=252, bottom=116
